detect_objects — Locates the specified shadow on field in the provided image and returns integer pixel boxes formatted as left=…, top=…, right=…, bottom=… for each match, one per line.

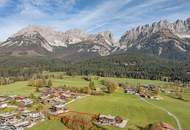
left=135, top=125, right=146, bottom=130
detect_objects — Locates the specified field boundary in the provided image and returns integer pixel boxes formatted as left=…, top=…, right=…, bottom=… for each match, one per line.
left=58, top=111, right=96, bottom=130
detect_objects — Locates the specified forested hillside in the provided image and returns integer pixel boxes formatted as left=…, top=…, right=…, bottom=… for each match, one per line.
left=0, top=52, right=189, bottom=82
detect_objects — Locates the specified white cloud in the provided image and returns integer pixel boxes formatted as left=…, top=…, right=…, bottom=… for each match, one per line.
left=51, top=0, right=132, bottom=31
left=0, top=0, right=8, bottom=7
left=18, top=0, right=48, bottom=19
left=0, top=0, right=189, bottom=41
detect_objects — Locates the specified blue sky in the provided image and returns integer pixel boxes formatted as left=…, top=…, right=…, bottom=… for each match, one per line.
left=0, top=0, right=190, bottom=40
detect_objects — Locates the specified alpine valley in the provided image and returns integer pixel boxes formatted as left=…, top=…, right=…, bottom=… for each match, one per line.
left=0, top=18, right=190, bottom=81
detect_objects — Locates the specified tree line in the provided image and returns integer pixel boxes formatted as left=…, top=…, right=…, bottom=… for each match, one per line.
left=0, top=52, right=189, bottom=83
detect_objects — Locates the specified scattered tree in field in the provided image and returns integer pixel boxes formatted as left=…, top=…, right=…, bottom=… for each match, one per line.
left=154, top=86, right=161, bottom=96
left=89, top=81, right=95, bottom=90
left=29, top=93, right=35, bottom=99
left=115, top=116, right=123, bottom=123
left=35, top=103, right=44, bottom=111
left=0, top=77, right=14, bottom=85
left=175, top=86, right=183, bottom=99
left=59, top=74, right=64, bottom=79
left=83, top=76, right=91, bottom=81
left=35, top=79, right=43, bottom=87
left=36, top=86, right=40, bottom=92
left=48, top=79, right=53, bottom=87
left=137, top=86, right=145, bottom=94
left=83, top=86, right=91, bottom=94
left=105, top=80, right=118, bottom=94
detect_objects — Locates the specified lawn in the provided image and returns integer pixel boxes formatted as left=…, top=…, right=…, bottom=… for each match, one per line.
left=101, top=77, right=170, bottom=86
left=66, top=89, right=176, bottom=130
left=0, top=81, right=39, bottom=96
left=52, top=76, right=90, bottom=88
left=27, top=119, right=68, bottom=130
left=28, top=89, right=177, bottom=130
left=52, top=76, right=170, bottom=88
left=148, top=94, right=190, bottom=130
left=0, top=76, right=169, bottom=97
left=1, top=76, right=183, bottom=130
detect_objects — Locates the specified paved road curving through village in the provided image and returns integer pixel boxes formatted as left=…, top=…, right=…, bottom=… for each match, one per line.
left=140, top=98, right=182, bottom=130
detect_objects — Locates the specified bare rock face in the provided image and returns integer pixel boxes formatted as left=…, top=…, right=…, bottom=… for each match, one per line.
left=119, top=18, right=190, bottom=57
left=0, top=17, right=190, bottom=59
left=0, top=31, right=52, bottom=56
left=0, top=25, right=119, bottom=56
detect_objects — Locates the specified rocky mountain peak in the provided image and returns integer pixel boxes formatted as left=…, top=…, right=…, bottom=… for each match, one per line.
left=0, top=18, right=190, bottom=58
left=13, top=24, right=55, bottom=37
left=187, top=17, right=190, bottom=24
left=0, top=30, right=53, bottom=55
left=65, top=28, right=84, bottom=34
left=119, top=18, right=190, bottom=56
left=93, top=31, right=119, bottom=47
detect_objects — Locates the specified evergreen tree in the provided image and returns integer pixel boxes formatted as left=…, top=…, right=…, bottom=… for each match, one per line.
left=48, top=79, right=53, bottom=87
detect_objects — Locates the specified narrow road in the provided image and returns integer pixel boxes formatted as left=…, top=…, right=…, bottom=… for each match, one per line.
left=64, top=95, right=89, bottom=106
left=140, top=98, right=182, bottom=130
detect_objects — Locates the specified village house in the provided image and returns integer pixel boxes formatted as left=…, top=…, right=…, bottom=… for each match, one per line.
left=28, top=112, right=45, bottom=122
left=144, top=84, right=160, bottom=91
left=9, top=119, right=30, bottom=129
left=0, top=103, right=8, bottom=108
left=97, top=114, right=116, bottom=125
left=96, top=114, right=128, bottom=128
left=15, top=96, right=26, bottom=101
left=0, top=124, right=17, bottom=130
left=0, top=112, right=17, bottom=123
left=150, top=95, right=163, bottom=100
left=48, top=104, right=68, bottom=115
left=124, top=88, right=136, bottom=94
left=21, top=98, right=33, bottom=106
left=0, top=109, right=45, bottom=130
left=0, top=96, right=13, bottom=103
left=22, top=110, right=45, bottom=122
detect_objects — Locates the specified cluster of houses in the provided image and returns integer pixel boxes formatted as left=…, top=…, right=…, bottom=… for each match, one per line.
left=0, top=95, right=45, bottom=130
left=40, top=88, right=82, bottom=116
left=124, top=84, right=163, bottom=100
left=0, top=95, right=33, bottom=109
left=0, top=87, right=85, bottom=129
left=0, top=110, right=45, bottom=130
left=95, top=114, right=128, bottom=128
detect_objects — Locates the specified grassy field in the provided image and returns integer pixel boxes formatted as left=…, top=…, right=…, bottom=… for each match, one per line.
left=52, top=76, right=104, bottom=88
left=67, top=89, right=176, bottom=130
left=0, top=81, right=39, bottom=96
left=101, top=77, right=170, bottom=86
left=1, top=75, right=189, bottom=130
left=148, top=94, right=190, bottom=130
left=28, top=89, right=178, bottom=130
left=27, top=119, right=68, bottom=130
left=0, top=76, right=169, bottom=96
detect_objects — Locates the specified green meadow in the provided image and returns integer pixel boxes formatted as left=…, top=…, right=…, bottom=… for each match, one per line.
left=67, top=89, right=176, bottom=130
left=0, top=76, right=169, bottom=96
left=0, top=75, right=189, bottom=130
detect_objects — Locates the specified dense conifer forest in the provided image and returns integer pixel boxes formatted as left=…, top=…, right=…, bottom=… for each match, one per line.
left=0, top=52, right=189, bottom=82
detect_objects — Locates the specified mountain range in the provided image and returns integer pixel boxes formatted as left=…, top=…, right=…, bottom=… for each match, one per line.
left=0, top=18, right=190, bottom=61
